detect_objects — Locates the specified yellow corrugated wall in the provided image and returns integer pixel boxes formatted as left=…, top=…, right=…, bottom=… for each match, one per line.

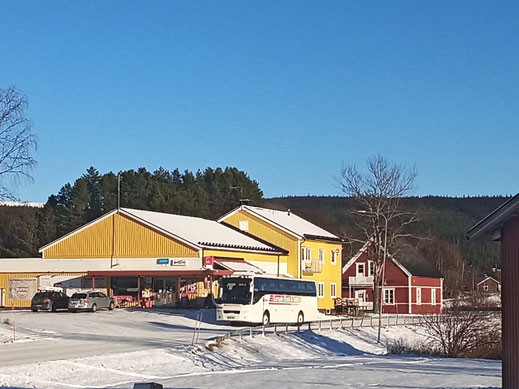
left=0, top=272, right=86, bottom=308
left=223, top=211, right=299, bottom=275
left=301, top=240, right=342, bottom=310
left=43, top=214, right=199, bottom=259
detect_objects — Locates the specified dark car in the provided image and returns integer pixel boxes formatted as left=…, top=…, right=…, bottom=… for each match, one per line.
left=31, top=291, right=69, bottom=312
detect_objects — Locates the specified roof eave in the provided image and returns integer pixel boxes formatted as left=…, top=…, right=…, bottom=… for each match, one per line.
left=467, top=194, right=519, bottom=241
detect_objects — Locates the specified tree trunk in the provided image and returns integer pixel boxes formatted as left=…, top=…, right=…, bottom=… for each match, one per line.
left=373, top=273, right=380, bottom=314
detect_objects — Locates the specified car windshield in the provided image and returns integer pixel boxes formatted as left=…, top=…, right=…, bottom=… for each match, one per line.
left=220, top=278, right=252, bottom=304
left=34, top=292, right=52, bottom=298
left=71, top=293, right=87, bottom=299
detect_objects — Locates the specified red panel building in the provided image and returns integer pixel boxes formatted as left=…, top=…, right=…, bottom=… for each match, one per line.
left=467, top=193, right=519, bottom=389
left=342, top=243, right=443, bottom=314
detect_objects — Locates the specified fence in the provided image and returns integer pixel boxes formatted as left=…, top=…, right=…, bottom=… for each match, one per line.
left=218, top=314, right=433, bottom=341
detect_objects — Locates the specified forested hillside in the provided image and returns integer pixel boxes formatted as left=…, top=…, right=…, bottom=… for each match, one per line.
left=265, top=195, right=506, bottom=294
left=0, top=166, right=509, bottom=294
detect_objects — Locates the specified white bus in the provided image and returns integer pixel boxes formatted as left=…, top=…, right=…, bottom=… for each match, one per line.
left=216, top=275, right=318, bottom=325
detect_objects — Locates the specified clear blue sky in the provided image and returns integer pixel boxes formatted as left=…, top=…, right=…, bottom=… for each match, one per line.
left=2, top=1, right=518, bottom=202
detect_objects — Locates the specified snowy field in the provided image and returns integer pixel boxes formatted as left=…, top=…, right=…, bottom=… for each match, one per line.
left=0, top=309, right=501, bottom=389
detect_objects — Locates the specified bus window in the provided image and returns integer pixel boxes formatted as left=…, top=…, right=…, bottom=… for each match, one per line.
left=220, top=278, right=252, bottom=304
left=267, top=279, right=280, bottom=293
left=306, top=282, right=317, bottom=296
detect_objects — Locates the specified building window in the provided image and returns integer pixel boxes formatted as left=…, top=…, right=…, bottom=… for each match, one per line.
left=383, top=288, right=394, bottom=304
left=239, top=220, right=249, bottom=232
left=431, top=288, right=436, bottom=305
left=368, top=260, right=374, bottom=276
left=483, top=285, right=489, bottom=292
left=416, top=288, right=422, bottom=305
left=318, top=249, right=325, bottom=264
left=331, top=250, right=338, bottom=265
left=356, top=262, right=365, bottom=277
left=318, top=282, right=325, bottom=298
left=330, top=283, right=336, bottom=298
left=302, top=247, right=312, bottom=261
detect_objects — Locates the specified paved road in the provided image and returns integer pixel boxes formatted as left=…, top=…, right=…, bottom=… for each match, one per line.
left=0, top=308, right=236, bottom=367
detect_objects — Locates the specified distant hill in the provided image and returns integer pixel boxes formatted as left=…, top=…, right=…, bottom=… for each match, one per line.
left=264, top=195, right=508, bottom=294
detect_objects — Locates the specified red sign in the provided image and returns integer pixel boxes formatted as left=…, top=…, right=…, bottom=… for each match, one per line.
left=269, top=295, right=302, bottom=305
left=203, top=256, right=214, bottom=266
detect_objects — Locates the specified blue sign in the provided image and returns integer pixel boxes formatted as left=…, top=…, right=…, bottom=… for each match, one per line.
left=156, top=258, right=170, bottom=265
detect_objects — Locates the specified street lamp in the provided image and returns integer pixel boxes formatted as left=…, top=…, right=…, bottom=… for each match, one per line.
left=356, top=210, right=388, bottom=343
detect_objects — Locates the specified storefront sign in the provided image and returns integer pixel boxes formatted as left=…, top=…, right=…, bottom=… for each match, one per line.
left=156, top=258, right=170, bottom=265
left=8, top=278, right=37, bottom=300
left=203, top=256, right=214, bottom=266
left=171, top=259, right=186, bottom=266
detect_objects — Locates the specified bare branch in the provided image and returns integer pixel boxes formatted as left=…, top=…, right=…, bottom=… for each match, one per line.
left=0, top=86, right=37, bottom=200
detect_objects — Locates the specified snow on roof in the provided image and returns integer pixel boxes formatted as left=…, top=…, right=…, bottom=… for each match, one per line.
left=214, top=258, right=265, bottom=274
left=241, top=206, right=339, bottom=240
left=0, top=201, right=45, bottom=208
left=121, top=208, right=281, bottom=253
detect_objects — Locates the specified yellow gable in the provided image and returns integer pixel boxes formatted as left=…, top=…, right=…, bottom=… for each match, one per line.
left=42, top=213, right=199, bottom=259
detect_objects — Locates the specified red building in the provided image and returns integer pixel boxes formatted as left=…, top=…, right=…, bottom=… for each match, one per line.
left=342, top=243, right=443, bottom=314
left=467, top=193, right=519, bottom=389
left=476, top=275, right=501, bottom=294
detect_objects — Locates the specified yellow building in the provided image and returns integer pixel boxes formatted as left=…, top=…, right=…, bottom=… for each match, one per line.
left=219, top=206, right=342, bottom=310
left=1, top=208, right=286, bottom=308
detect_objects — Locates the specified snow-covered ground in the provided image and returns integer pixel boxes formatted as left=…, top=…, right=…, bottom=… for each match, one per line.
left=0, top=309, right=501, bottom=388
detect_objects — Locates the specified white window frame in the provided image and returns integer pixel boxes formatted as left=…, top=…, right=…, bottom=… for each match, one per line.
left=331, top=250, right=338, bottom=265
left=483, top=285, right=489, bottom=292
left=303, top=247, right=312, bottom=261
left=431, top=288, right=436, bottom=305
left=239, top=220, right=249, bottom=232
left=318, top=249, right=325, bottom=264
left=355, top=289, right=366, bottom=302
left=318, top=282, right=325, bottom=298
left=383, top=288, right=395, bottom=305
left=368, top=260, right=374, bottom=276
left=416, top=287, right=422, bottom=305
left=356, top=262, right=365, bottom=277
left=330, top=283, right=336, bottom=298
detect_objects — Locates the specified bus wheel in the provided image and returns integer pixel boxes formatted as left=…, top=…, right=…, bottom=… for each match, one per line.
left=262, top=311, right=270, bottom=326
left=297, top=311, right=304, bottom=324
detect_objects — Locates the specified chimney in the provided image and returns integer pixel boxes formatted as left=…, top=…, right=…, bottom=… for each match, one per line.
left=239, top=199, right=251, bottom=206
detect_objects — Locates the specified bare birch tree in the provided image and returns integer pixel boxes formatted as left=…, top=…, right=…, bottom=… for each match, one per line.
left=338, top=154, right=418, bottom=313
left=0, top=87, right=37, bottom=200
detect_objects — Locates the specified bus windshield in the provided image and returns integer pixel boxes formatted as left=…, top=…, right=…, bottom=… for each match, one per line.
left=220, top=278, right=252, bottom=304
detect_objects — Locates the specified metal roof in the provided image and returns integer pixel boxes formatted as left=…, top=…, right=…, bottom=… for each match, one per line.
left=222, top=205, right=339, bottom=240
left=467, top=193, right=519, bottom=241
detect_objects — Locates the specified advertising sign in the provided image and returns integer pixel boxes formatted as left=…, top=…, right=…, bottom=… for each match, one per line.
left=269, top=295, right=302, bottom=305
left=171, top=259, right=186, bottom=266
left=203, top=256, right=214, bottom=266
left=8, top=278, right=37, bottom=301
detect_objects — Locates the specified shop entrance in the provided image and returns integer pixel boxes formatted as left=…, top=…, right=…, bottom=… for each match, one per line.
left=152, top=277, right=177, bottom=306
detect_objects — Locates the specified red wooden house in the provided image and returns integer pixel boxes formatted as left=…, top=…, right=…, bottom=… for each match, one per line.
left=342, top=243, right=443, bottom=314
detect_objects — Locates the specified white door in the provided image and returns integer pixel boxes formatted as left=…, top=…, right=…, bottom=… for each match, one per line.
left=355, top=290, right=366, bottom=302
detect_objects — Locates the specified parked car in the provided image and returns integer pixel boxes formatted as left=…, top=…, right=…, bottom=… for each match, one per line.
left=31, top=291, right=69, bottom=312
left=68, top=291, right=115, bottom=312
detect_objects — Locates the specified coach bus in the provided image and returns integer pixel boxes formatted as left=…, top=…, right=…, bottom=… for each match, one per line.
left=216, top=275, right=318, bottom=325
